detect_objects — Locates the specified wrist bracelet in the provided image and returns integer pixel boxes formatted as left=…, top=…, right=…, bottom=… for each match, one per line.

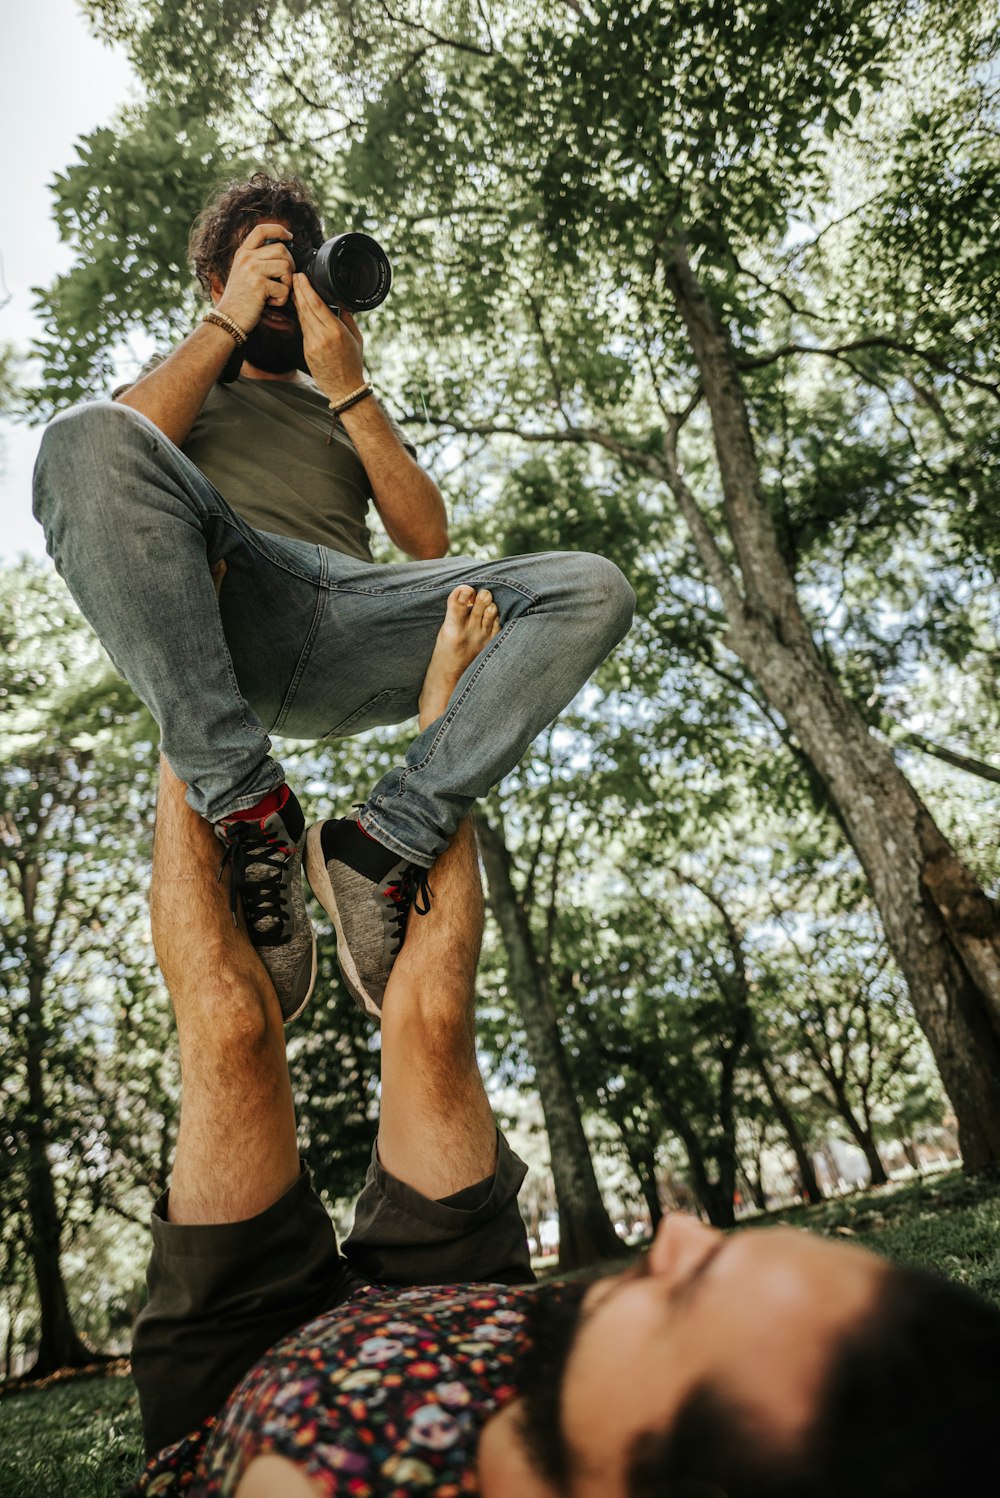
left=326, top=383, right=374, bottom=444
left=328, top=382, right=374, bottom=416
left=203, top=310, right=249, bottom=348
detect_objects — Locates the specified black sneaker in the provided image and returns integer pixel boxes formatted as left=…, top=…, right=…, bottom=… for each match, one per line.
left=304, top=817, right=431, bottom=1018
left=214, top=788, right=317, bottom=1024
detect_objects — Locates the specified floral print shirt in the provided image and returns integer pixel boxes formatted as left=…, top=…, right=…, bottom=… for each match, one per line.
left=128, top=1280, right=577, bottom=1496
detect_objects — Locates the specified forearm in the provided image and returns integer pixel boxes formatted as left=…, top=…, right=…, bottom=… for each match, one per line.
left=116, top=322, right=238, bottom=446
left=338, top=395, right=449, bottom=559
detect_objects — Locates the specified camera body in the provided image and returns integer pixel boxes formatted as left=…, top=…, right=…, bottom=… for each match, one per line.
left=270, top=231, right=392, bottom=313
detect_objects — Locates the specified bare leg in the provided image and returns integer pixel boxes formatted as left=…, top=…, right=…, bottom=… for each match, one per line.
left=236, top=587, right=502, bottom=1498
left=377, top=585, right=501, bottom=1199
left=151, top=756, right=300, bottom=1224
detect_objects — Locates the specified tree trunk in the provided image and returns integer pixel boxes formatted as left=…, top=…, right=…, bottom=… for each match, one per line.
left=741, top=1166, right=767, bottom=1214
left=857, top=1130, right=889, bottom=1188
left=662, top=242, right=1000, bottom=1167
left=822, top=1069, right=890, bottom=1187
left=621, top=1127, right=664, bottom=1232
left=475, top=812, right=622, bottom=1268
left=755, top=1055, right=824, bottom=1203
left=23, top=971, right=95, bottom=1377
left=664, top=1108, right=735, bottom=1228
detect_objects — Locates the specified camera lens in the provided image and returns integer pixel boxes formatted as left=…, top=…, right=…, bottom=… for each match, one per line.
left=306, top=232, right=392, bottom=312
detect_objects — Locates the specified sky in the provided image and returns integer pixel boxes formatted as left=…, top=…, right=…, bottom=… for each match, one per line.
left=2, top=0, right=136, bottom=561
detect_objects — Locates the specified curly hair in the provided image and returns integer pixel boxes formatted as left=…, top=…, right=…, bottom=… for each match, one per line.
left=188, top=172, right=325, bottom=297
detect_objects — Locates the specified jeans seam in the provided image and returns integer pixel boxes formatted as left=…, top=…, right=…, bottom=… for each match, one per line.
left=271, top=549, right=329, bottom=733
left=324, top=574, right=540, bottom=604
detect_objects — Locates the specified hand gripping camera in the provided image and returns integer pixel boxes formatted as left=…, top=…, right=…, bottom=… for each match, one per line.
left=219, top=231, right=392, bottom=382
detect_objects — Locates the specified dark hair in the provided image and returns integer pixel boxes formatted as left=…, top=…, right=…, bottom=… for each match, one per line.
left=627, top=1263, right=1000, bottom=1497
left=188, top=172, right=324, bottom=296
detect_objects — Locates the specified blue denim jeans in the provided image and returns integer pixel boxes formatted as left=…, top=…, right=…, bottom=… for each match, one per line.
left=33, top=402, right=635, bottom=865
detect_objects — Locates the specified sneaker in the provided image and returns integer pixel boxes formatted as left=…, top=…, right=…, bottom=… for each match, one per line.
left=214, top=786, right=317, bottom=1024
left=304, top=817, right=431, bottom=1017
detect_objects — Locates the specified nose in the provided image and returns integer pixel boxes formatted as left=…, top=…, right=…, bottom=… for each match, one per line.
left=647, top=1212, right=723, bottom=1288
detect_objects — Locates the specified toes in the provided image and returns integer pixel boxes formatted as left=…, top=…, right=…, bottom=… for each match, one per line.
left=484, top=601, right=500, bottom=631
left=447, top=584, right=476, bottom=615
left=470, top=588, right=493, bottom=625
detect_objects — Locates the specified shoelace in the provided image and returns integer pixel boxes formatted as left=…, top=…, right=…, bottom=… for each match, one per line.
left=217, top=821, right=292, bottom=939
left=382, top=865, right=433, bottom=956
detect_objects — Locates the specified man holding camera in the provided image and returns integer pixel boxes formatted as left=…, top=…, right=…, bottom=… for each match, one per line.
left=33, top=173, right=635, bottom=1022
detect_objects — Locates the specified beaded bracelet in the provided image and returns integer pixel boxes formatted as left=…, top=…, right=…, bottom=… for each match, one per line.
left=326, top=383, right=374, bottom=443
left=202, top=309, right=249, bottom=347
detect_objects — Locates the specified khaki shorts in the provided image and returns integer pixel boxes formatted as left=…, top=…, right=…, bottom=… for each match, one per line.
left=131, top=1131, right=531, bottom=1456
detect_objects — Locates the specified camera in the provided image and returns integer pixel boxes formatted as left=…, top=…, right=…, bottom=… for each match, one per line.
left=267, top=231, right=392, bottom=312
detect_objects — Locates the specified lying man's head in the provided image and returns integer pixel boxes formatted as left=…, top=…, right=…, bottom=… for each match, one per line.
left=488, top=1212, right=1000, bottom=1497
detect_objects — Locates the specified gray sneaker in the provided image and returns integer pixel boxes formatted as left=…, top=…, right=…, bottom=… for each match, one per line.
left=304, top=817, right=432, bottom=1018
left=215, top=788, right=317, bottom=1024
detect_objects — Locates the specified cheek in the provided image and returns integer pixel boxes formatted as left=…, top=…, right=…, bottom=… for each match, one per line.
left=562, top=1296, right=690, bottom=1472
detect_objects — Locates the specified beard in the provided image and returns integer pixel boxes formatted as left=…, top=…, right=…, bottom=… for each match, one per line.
left=516, top=1276, right=599, bottom=1489
left=517, top=1255, right=654, bottom=1489
left=242, top=310, right=307, bottom=375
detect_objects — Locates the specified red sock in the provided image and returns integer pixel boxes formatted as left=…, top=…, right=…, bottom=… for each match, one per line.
left=225, top=784, right=290, bottom=823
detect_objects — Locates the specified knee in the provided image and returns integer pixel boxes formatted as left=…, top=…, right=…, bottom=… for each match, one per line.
left=34, top=401, right=149, bottom=509
left=33, top=401, right=159, bottom=549
left=573, top=553, right=636, bottom=638
left=184, top=976, right=276, bottom=1067
left=386, top=986, right=476, bottom=1063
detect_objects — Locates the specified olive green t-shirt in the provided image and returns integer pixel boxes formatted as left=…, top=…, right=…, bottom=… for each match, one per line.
left=117, top=362, right=416, bottom=562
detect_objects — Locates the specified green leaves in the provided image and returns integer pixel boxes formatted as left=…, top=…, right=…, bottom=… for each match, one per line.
left=28, top=108, right=259, bottom=413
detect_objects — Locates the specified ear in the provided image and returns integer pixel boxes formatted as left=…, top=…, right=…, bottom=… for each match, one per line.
left=478, top=1402, right=562, bottom=1498
left=208, top=273, right=225, bottom=304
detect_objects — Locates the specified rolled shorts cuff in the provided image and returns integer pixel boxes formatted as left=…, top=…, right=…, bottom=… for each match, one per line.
left=342, top=1127, right=534, bottom=1287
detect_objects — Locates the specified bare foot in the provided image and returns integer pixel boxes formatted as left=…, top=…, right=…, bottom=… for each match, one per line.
left=418, top=585, right=501, bottom=728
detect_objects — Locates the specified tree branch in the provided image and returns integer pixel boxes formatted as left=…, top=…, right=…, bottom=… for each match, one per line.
left=738, top=337, right=1000, bottom=401
left=890, top=727, right=1000, bottom=786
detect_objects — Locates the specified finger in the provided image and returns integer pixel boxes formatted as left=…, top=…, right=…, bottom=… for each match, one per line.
left=255, top=255, right=295, bottom=280
left=242, top=222, right=293, bottom=249
left=292, top=274, right=331, bottom=329
left=339, top=308, right=362, bottom=340
left=293, top=272, right=325, bottom=309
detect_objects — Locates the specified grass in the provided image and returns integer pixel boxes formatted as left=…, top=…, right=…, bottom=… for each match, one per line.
left=0, top=1366, right=142, bottom=1497
left=3, top=1167, right=1000, bottom=1496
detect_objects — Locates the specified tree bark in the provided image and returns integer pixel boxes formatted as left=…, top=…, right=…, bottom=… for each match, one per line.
left=819, top=1067, right=890, bottom=1188
left=23, top=970, right=95, bottom=1376
left=620, top=1127, right=664, bottom=1232
left=475, top=812, right=623, bottom=1268
left=661, top=242, right=1000, bottom=1168
left=754, top=1051, right=824, bottom=1203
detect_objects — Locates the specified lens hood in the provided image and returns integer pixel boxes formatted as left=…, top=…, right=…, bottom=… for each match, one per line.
left=298, top=232, right=392, bottom=312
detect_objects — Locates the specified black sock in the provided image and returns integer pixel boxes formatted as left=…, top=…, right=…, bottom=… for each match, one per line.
left=320, top=816, right=402, bottom=880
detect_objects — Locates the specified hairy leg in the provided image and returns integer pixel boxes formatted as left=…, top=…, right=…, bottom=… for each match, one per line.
left=151, top=756, right=299, bottom=1224
left=376, top=586, right=500, bottom=1199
